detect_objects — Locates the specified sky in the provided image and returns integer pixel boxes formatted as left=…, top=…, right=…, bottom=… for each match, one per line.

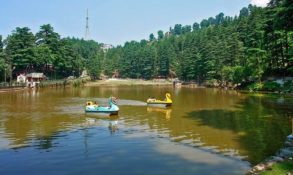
left=0, top=0, right=270, bottom=46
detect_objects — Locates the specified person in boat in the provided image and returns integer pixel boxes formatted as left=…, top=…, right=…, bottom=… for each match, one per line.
left=108, top=96, right=118, bottom=108
left=148, top=96, right=156, bottom=102
left=94, top=101, right=99, bottom=106
left=112, top=97, right=118, bottom=105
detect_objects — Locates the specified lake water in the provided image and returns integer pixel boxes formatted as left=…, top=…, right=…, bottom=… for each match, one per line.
left=0, top=86, right=292, bottom=175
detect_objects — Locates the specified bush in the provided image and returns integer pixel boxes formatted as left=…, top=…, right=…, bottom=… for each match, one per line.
left=247, top=82, right=263, bottom=91
left=282, top=80, right=293, bottom=93
left=72, top=79, right=81, bottom=87
left=262, top=81, right=281, bottom=91
left=205, top=79, right=220, bottom=87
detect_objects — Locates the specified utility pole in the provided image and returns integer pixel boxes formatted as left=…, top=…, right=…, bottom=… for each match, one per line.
left=84, top=9, right=90, bottom=40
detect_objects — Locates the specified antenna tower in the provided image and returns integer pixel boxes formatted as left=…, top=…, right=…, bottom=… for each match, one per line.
left=84, top=9, right=90, bottom=40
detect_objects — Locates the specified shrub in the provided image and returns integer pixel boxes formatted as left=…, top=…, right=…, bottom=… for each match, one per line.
left=72, top=79, right=81, bottom=87
left=262, top=81, right=281, bottom=91
left=247, top=82, right=263, bottom=91
left=283, top=80, right=293, bottom=93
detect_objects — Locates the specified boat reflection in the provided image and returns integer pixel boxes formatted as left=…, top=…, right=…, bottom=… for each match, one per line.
left=147, top=107, right=172, bottom=120
left=83, top=114, right=119, bottom=134
left=108, top=120, right=119, bottom=134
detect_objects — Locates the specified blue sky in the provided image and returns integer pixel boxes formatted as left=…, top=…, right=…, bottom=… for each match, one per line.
left=0, top=0, right=268, bottom=46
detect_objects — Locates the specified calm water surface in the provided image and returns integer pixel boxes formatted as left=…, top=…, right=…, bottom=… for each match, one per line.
left=0, top=86, right=292, bottom=175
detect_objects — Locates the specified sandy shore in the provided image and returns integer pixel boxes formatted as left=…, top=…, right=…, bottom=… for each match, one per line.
left=85, top=79, right=173, bottom=86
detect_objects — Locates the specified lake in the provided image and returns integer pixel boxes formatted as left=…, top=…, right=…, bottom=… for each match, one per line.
left=0, top=86, right=292, bottom=175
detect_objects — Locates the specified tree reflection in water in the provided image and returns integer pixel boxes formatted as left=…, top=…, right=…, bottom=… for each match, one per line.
left=186, top=96, right=292, bottom=165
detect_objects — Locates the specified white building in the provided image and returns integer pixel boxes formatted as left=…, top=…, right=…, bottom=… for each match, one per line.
left=26, top=73, right=45, bottom=87
left=101, top=44, right=113, bottom=52
left=16, top=74, right=27, bottom=83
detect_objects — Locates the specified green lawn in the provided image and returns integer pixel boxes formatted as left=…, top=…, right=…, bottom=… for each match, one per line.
left=261, top=160, right=293, bottom=175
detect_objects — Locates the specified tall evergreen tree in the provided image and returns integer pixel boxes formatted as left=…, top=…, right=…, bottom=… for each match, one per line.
left=5, top=27, right=36, bottom=73
left=158, top=30, right=164, bottom=40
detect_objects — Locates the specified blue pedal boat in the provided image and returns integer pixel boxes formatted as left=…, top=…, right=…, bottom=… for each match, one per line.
left=85, top=97, right=119, bottom=115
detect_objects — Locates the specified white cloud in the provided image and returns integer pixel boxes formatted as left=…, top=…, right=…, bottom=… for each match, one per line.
left=251, top=0, right=270, bottom=7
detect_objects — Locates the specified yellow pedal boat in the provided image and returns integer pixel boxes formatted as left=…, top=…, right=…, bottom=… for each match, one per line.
left=147, top=93, right=172, bottom=107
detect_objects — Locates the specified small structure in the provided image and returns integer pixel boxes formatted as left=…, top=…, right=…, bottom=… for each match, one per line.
left=26, top=73, right=45, bottom=87
left=112, top=70, right=119, bottom=78
left=80, top=70, right=88, bottom=78
left=165, top=31, right=172, bottom=37
left=17, top=74, right=27, bottom=84
left=101, top=44, right=113, bottom=52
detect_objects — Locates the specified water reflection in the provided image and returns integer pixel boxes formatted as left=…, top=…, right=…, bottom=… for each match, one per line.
left=186, top=96, right=291, bottom=164
left=0, top=86, right=292, bottom=169
left=109, top=120, right=119, bottom=134
left=84, top=114, right=120, bottom=134
left=1, top=114, right=83, bottom=150
left=147, top=107, right=172, bottom=120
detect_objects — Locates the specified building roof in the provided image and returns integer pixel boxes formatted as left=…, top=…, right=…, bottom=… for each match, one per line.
left=26, top=73, right=44, bottom=78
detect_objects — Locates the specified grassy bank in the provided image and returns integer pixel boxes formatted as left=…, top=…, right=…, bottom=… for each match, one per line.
left=261, top=160, right=293, bottom=175
left=85, top=79, right=173, bottom=86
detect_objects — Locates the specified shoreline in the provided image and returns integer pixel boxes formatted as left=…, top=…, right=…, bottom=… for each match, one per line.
left=0, top=79, right=292, bottom=98
left=84, top=79, right=173, bottom=86
left=85, top=79, right=293, bottom=97
left=0, top=87, right=27, bottom=93
left=1, top=79, right=292, bottom=98
left=247, top=135, right=293, bottom=174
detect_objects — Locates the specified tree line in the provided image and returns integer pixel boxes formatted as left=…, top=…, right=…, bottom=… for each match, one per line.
left=0, top=24, right=103, bottom=81
left=104, top=0, right=292, bottom=86
left=0, top=0, right=292, bottom=87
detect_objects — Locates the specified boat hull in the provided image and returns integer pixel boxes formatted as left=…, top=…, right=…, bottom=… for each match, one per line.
left=147, top=102, right=172, bottom=108
left=85, top=110, right=119, bottom=115
left=146, top=93, right=172, bottom=108
left=85, top=102, right=119, bottom=115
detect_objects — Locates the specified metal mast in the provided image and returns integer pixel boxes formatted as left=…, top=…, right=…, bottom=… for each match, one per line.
left=84, top=9, right=90, bottom=40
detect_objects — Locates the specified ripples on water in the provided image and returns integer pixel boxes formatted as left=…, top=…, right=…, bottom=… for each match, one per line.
left=0, top=87, right=292, bottom=175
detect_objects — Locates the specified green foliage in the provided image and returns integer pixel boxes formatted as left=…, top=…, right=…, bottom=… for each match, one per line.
left=192, top=22, right=199, bottom=31
left=282, top=80, right=293, bottom=93
left=5, top=27, right=36, bottom=70
left=200, top=19, right=209, bottom=28
left=247, top=82, right=264, bottom=91
left=182, top=25, right=191, bottom=34
left=0, top=35, right=5, bottom=80
left=86, top=49, right=102, bottom=80
left=239, top=7, right=249, bottom=18
left=245, top=79, right=293, bottom=93
left=0, top=25, right=102, bottom=81
left=0, top=0, right=292, bottom=88
left=233, top=66, right=245, bottom=84
left=157, top=30, right=164, bottom=40
left=0, top=35, right=3, bottom=52
left=149, top=33, right=155, bottom=41
left=221, top=66, right=234, bottom=83
left=157, top=42, right=171, bottom=77
left=72, top=79, right=82, bottom=87
left=261, top=160, right=293, bottom=175
left=173, top=24, right=182, bottom=35
left=262, top=81, right=281, bottom=91
left=101, top=0, right=291, bottom=88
